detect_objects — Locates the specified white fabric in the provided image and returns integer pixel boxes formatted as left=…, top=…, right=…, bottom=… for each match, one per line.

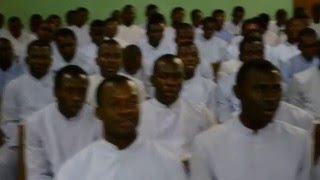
left=181, top=75, right=217, bottom=115
left=136, top=36, right=175, bottom=75
left=224, top=21, right=242, bottom=35
left=164, top=26, right=176, bottom=43
left=270, top=42, right=300, bottom=67
left=67, top=25, right=91, bottom=47
left=218, top=59, right=242, bottom=78
left=26, top=103, right=103, bottom=180
left=52, top=43, right=96, bottom=75
left=56, top=138, right=187, bottom=180
left=138, top=98, right=216, bottom=160
left=1, top=73, right=55, bottom=146
left=268, top=21, right=286, bottom=35
left=263, top=30, right=279, bottom=47
left=190, top=118, right=312, bottom=180
left=78, top=42, right=100, bottom=74
left=104, top=37, right=129, bottom=48
left=195, top=36, right=228, bottom=63
left=117, top=25, right=145, bottom=44
left=86, top=73, right=146, bottom=107
left=309, top=22, right=320, bottom=37
left=287, top=66, right=320, bottom=119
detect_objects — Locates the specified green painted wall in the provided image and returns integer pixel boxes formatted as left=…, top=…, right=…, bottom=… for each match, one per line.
left=0, top=0, right=293, bottom=27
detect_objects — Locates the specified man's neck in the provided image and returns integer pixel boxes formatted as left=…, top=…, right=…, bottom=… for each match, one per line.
left=105, top=133, right=136, bottom=150
left=239, top=113, right=267, bottom=132
left=30, top=72, right=46, bottom=80
left=58, top=103, right=77, bottom=119
left=232, top=19, right=240, bottom=25
left=123, top=22, right=133, bottom=27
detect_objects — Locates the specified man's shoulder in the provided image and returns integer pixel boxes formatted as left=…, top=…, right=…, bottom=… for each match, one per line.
left=292, top=66, right=317, bottom=85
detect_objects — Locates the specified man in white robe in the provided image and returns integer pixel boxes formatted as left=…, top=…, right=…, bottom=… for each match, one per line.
left=190, top=60, right=312, bottom=180
left=224, top=6, right=245, bottom=35
left=139, top=54, right=216, bottom=162
left=67, top=8, right=91, bottom=47
left=104, top=18, right=128, bottom=48
left=117, top=5, right=145, bottom=44
left=0, top=40, right=55, bottom=180
left=26, top=65, right=102, bottom=180
left=56, top=75, right=187, bottom=180
left=86, top=40, right=146, bottom=107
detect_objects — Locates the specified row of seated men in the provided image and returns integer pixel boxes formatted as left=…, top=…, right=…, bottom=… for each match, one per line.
left=0, top=3, right=319, bottom=180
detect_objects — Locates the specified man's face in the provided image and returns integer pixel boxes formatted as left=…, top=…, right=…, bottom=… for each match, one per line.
left=239, top=42, right=264, bottom=63
left=147, top=23, right=164, bottom=47
left=37, top=23, right=54, bottom=43
left=105, top=21, right=118, bottom=38
left=56, top=36, right=76, bottom=61
left=97, top=44, right=122, bottom=78
left=213, top=12, right=225, bottom=30
left=56, top=75, right=88, bottom=118
left=123, top=49, right=142, bottom=75
left=152, top=59, right=184, bottom=105
left=299, top=35, right=317, bottom=59
left=192, top=12, right=203, bottom=27
left=203, top=22, right=216, bottom=39
left=242, top=23, right=260, bottom=36
left=122, top=7, right=136, bottom=25
left=90, top=26, right=105, bottom=46
left=9, top=21, right=23, bottom=37
left=0, top=40, right=13, bottom=68
left=176, top=28, right=194, bottom=45
left=27, top=46, right=52, bottom=78
left=177, top=45, right=199, bottom=79
left=233, top=11, right=244, bottom=23
left=286, top=20, right=305, bottom=42
left=77, top=11, right=89, bottom=26
left=172, top=10, right=185, bottom=24
left=97, top=82, right=139, bottom=138
left=235, top=70, right=282, bottom=126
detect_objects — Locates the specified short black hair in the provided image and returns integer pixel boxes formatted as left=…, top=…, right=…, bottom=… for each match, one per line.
left=47, top=14, right=61, bottom=21
left=90, top=19, right=105, bottom=28
left=122, top=5, right=134, bottom=12
left=54, top=65, right=88, bottom=92
left=276, top=9, right=287, bottom=18
left=258, top=13, right=270, bottom=29
left=176, top=22, right=193, bottom=31
left=298, top=27, right=317, bottom=38
left=146, top=4, right=158, bottom=12
left=56, top=28, right=76, bottom=39
left=96, top=75, right=132, bottom=106
left=203, top=16, right=217, bottom=26
left=77, top=7, right=89, bottom=13
left=8, top=16, right=21, bottom=24
left=239, top=36, right=263, bottom=53
left=98, top=39, right=121, bottom=54
left=236, top=60, right=279, bottom=85
left=111, top=10, right=121, bottom=17
left=30, top=14, right=42, bottom=21
left=177, top=41, right=198, bottom=54
left=147, top=13, right=165, bottom=31
left=191, top=9, right=201, bottom=19
left=105, top=17, right=117, bottom=24
left=241, top=18, right=260, bottom=31
left=171, top=7, right=184, bottom=17
left=212, top=9, right=225, bottom=17
left=233, top=6, right=245, bottom=14
left=153, top=54, right=177, bottom=74
left=27, top=40, right=52, bottom=55
left=123, top=44, right=141, bottom=59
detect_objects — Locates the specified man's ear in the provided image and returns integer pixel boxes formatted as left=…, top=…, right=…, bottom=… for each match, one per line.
left=233, top=84, right=241, bottom=99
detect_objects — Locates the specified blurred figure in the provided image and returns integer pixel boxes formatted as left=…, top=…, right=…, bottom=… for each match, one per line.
left=212, top=9, right=234, bottom=43
left=29, top=14, right=43, bottom=36
left=224, top=6, right=245, bottom=35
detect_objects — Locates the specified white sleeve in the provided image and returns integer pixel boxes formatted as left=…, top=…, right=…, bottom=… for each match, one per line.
left=26, top=119, right=53, bottom=180
left=216, top=81, right=233, bottom=123
left=286, top=76, right=304, bottom=108
left=297, top=132, right=312, bottom=180
left=190, top=138, right=216, bottom=180
left=206, top=83, right=218, bottom=117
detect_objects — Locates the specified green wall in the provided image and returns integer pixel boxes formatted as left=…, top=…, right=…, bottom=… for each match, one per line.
left=0, top=0, right=293, bottom=27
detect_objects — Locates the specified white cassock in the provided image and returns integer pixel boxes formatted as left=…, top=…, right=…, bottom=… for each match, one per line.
left=181, top=75, right=218, bottom=115
left=78, top=42, right=100, bottom=74
left=310, top=21, right=320, bottom=37
left=287, top=66, right=320, bottom=119
left=51, top=43, right=97, bottom=75
left=263, top=30, right=280, bottom=47
left=270, top=42, right=300, bottom=67
left=55, top=138, right=187, bottom=180
left=1, top=73, right=55, bottom=146
left=1, top=30, right=37, bottom=62
left=138, top=98, right=216, bottom=160
left=26, top=103, right=103, bottom=180
left=190, top=118, right=312, bottom=180
left=136, top=36, right=175, bottom=75
left=224, top=21, right=243, bottom=35
left=67, top=25, right=91, bottom=47
left=104, top=37, right=129, bottom=48
left=117, top=25, right=145, bottom=44
left=268, top=21, right=286, bottom=35
left=217, top=71, right=314, bottom=132
left=86, top=74, right=146, bottom=107
left=312, top=161, right=320, bottom=180
left=195, top=36, right=228, bottom=64
left=164, top=26, right=176, bottom=43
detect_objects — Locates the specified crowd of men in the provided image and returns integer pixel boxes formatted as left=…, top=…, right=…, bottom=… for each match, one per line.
left=0, top=3, right=320, bottom=180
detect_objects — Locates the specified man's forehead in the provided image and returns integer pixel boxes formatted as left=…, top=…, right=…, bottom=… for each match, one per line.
left=247, top=70, right=281, bottom=84
left=156, top=58, right=183, bottom=72
left=100, top=44, right=121, bottom=52
left=103, top=81, right=138, bottom=97
left=61, top=74, right=88, bottom=84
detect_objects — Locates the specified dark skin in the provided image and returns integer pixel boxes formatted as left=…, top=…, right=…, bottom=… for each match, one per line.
left=177, top=45, right=199, bottom=80
left=276, top=13, right=287, bottom=27
left=90, top=26, right=105, bottom=46
left=176, top=28, right=194, bottom=45
left=56, top=36, right=76, bottom=62
left=241, top=23, right=260, bottom=37
left=26, top=46, right=52, bottom=79
left=234, top=69, right=282, bottom=131
left=122, top=7, right=136, bottom=27
left=0, top=40, right=14, bottom=71
left=239, top=41, right=264, bottom=63
left=202, top=21, right=216, bottom=40
left=171, top=10, right=185, bottom=28
left=55, top=75, right=88, bottom=119
left=30, top=17, right=43, bottom=33
left=147, top=23, right=165, bottom=48
left=36, top=22, right=54, bottom=43
left=96, top=43, right=122, bottom=78
left=232, top=11, right=245, bottom=25
left=111, top=10, right=122, bottom=24
left=151, top=58, right=184, bottom=106
left=8, top=21, right=23, bottom=39
left=75, top=11, right=89, bottom=27
left=105, top=20, right=118, bottom=38
left=285, top=19, right=306, bottom=44
left=213, top=12, right=225, bottom=31
left=192, top=12, right=203, bottom=28
left=96, top=81, right=139, bottom=150
left=123, top=47, right=142, bottom=75
left=298, top=35, right=317, bottom=61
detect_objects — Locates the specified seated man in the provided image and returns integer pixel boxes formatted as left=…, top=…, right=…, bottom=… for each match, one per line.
left=224, top=6, right=245, bottom=35
left=0, top=40, right=55, bottom=180
left=86, top=39, right=146, bottom=106
left=191, top=60, right=312, bottom=180
left=217, top=39, right=314, bottom=132
left=211, top=9, right=234, bottom=43
left=104, top=18, right=128, bottom=48
left=26, top=65, right=102, bottom=179
left=139, top=54, right=216, bottom=162
left=52, top=28, right=96, bottom=75
left=177, top=42, right=217, bottom=115
left=56, top=75, right=187, bottom=180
